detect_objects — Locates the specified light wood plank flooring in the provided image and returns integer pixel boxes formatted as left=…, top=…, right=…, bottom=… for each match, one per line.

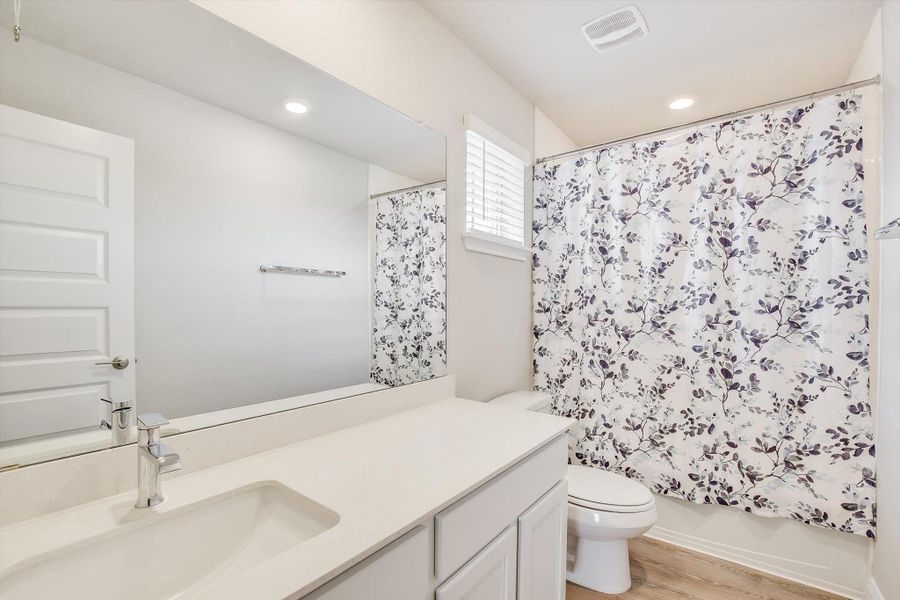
left=565, top=537, right=848, bottom=600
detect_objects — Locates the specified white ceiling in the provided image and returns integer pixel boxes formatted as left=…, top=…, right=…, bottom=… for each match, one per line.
left=0, top=0, right=445, bottom=182
left=421, top=0, right=881, bottom=153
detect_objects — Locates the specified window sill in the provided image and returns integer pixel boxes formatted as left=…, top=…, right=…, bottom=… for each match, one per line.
left=462, top=233, right=532, bottom=262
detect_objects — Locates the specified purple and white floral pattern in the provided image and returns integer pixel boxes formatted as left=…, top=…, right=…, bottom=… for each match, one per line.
left=371, top=185, right=447, bottom=387
left=533, top=94, right=875, bottom=536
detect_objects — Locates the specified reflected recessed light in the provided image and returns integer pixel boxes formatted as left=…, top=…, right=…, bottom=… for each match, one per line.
left=282, top=100, right=309, bottom=114
left=669, top=97, right=695, bottom=110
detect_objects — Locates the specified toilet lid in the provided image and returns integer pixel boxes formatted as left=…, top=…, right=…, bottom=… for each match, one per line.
left=567, top=465, right=654, bottom=513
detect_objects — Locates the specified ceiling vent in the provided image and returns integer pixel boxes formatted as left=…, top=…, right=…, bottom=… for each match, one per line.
left=581, top=5, right=648, bottom=54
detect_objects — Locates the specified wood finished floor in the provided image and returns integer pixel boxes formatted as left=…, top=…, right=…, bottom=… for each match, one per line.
left=565, top=537, right=848, bottom=600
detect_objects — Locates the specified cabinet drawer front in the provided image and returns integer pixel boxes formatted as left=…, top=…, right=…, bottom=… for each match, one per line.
left=435, top=435, right=567, bottom=581
left=435, top=526, right=517, bottom=600
left=304, top=527, right=428, bottom=600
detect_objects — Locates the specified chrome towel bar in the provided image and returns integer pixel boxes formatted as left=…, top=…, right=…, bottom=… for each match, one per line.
left=875, top=217, right=900, bottom=240
left=259, top=264, right=347, bottom=277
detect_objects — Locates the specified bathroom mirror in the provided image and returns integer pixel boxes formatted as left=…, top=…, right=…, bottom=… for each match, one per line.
left=0, top=0, right=447, bottom=467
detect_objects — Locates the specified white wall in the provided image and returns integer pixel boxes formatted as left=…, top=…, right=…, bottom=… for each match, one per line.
left=0, top=34, right=372, bottom=418
left=871, top=3, right=900, bottom=599
left=191, top=0, right=536, bottom=402
left=368, top=164, right=424, bottom=197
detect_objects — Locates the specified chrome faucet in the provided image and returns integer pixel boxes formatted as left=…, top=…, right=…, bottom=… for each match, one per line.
left=100, top=398, right=132, bottom=445
left=135, top=413, right=181, bottom=508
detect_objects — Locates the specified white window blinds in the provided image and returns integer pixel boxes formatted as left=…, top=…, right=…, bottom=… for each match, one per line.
left=465, top=130, right=526, bottom=246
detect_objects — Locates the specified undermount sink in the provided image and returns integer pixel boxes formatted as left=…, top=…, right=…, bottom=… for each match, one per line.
left=0, top=482, right=339, bottom=600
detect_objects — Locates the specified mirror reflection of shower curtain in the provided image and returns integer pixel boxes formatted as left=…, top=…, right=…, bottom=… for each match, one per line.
left=371, top=185, right=447, bottom=386
left=533, top=93, right=875, bottom=537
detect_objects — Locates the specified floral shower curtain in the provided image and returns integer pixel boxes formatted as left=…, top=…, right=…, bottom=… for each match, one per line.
left=533, top=93, right=875, bottom=536
left=371, top=184, right=447, bottom=387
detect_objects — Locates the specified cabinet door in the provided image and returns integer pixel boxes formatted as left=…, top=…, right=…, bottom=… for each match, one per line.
left=436, top=526, right=517, bottom=600
left=304, top=527, right=428, bottom=600
left=517, top=481, right=567, bottom=600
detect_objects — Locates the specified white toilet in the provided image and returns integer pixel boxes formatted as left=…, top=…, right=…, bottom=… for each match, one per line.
left=491, top=391, right=657, bottom=594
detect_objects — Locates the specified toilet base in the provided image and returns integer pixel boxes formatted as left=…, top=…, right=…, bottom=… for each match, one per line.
left=566, top=534, right=632, bottom=594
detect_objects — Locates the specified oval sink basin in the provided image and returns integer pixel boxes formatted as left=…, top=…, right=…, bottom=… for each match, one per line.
left=0, top=482, right=339, bottom=600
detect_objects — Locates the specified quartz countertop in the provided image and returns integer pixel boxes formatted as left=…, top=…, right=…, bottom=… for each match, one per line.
left=0, top=398, right=573, bottom=600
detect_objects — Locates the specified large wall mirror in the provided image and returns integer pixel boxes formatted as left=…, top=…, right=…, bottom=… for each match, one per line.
left=0, top=0, right=447, bottom=467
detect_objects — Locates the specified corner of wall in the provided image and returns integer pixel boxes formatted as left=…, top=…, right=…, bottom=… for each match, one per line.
left=866, top=577, right=886, bottom=600
left=533, top=107, right=578, bottom=159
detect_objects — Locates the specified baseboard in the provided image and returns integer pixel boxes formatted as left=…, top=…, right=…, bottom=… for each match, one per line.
left=645, top=526, right=866, bottom=600
left=866, top=578, right=885, bottom=600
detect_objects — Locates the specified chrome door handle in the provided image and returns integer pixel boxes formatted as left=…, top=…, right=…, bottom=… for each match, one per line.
left=95, top=356, right=130, bottom=370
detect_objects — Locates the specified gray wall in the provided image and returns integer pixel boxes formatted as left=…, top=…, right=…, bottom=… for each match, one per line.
left=0, top=35, right=371, bottom=418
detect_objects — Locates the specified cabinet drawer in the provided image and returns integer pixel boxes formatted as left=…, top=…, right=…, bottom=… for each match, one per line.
left=304, top=527, right=428, bottom=600
left=434, top=435, right=567, bottom=581
left=435, top=526, right=517, bottom=600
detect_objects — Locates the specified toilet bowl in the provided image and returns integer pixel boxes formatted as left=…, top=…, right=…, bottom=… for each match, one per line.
left=490, top=391, right=657, bottom=594
left=566, top=464, right=657, bottom=593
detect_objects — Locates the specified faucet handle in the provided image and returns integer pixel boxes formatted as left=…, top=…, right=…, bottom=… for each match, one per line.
left=137, top=413, right=169, bottom=430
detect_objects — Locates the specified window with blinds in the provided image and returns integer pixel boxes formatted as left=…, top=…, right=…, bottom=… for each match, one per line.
left=465, top=130, right=526, bottom=246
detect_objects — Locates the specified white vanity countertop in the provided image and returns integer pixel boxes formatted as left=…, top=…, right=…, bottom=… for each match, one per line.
left=0, top=398, right=573, bottom=600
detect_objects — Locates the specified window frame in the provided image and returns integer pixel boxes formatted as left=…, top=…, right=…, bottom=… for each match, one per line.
left=462, top=114, right=532, bottom=261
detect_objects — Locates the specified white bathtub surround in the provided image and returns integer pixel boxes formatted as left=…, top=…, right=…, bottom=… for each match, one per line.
left=0, top=398, right=572, bottom=599
left=0, top=376, right=454, bottom=527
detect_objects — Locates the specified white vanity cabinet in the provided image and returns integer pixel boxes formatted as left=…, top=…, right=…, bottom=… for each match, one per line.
left=303, top=527, right=429, bottom=600
left=303, top=435, right=569, bottom=600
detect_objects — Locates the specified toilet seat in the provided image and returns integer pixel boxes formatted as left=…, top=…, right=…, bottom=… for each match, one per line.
left=566, top=465, right=655, bottom=514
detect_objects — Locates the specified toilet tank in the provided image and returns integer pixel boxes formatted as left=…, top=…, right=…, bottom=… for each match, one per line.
left=490, top=390, right=552, bottom=413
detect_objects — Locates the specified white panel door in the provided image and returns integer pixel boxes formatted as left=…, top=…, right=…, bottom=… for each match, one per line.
left=436, top=526, right=517, bottom=600
left=517, top=481, right=567, bottom=600
left=0, top=104, right=134, bottom=443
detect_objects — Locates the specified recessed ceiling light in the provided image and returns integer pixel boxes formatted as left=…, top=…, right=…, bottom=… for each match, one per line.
left=669, top=97, right=694, bottom=110
left=282, top=100, right=309, bottom=115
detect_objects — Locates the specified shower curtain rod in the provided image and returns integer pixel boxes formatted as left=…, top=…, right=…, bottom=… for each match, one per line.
left=536, top=75, right=881, bottom=165
left=370, top=180, right=446, bottom=199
